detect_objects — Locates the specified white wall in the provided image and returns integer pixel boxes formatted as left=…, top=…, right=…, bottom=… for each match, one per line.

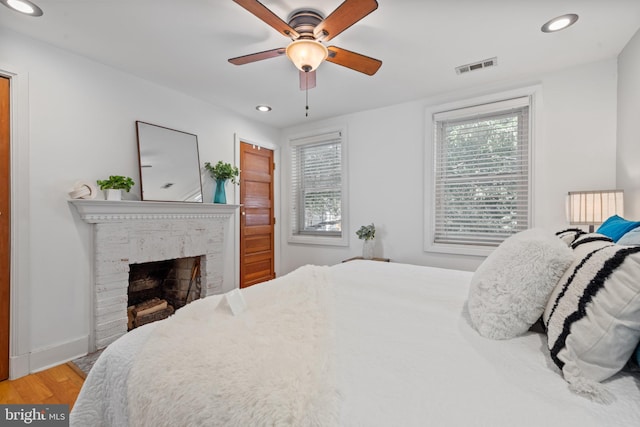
left=617, top=28, right=640, bottom=218
left=1, top=29, right=281, bottom=375
left=281, top=59, right=618, bottom=274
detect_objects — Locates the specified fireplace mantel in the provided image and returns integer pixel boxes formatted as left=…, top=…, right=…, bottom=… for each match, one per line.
left=69, top=199, right=238, bottom=350
left=69, top=199, right=238, bottom=223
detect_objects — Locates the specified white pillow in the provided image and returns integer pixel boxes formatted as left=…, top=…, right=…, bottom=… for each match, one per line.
left=467, top=228, right=574, bottom=340
left=617, top=227, right=640, bottom=246
left=543, top=234, right=640, bottom=402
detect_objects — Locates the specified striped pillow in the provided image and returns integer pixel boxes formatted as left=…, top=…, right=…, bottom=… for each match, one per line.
left=543, top=233, right=640, bottom=402
left=555, top=228, right=586, bottom=246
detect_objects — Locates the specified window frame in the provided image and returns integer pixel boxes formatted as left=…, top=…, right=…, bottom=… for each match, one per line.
left=424, top=87, right=539, bottom=256
left=287, top=126, right=349, bottom=247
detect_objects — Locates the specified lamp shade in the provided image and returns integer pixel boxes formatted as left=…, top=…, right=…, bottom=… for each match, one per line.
left=285, top=39, right=328, bottom=72
left=568, top=190, right=624, bottom=226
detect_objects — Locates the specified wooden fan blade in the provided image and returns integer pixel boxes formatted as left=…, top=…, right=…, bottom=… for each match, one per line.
left=326, top=46, right=382, bottom=75
left=233, top=0, right=300, bottom=39
left=228, top=48, right=286, bottom=65
left=314, top=0, right=378, bottom=41
left=299, top=70, right=317, bottom=90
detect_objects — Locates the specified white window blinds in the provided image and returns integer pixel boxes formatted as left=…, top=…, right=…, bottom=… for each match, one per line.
left=290, top=131, right=343, bottom=237
left=433, top=96, right=531, bottom=247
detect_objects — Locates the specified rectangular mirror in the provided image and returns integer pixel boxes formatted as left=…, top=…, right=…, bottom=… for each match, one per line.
left=136, top=121, right=203, bottom=202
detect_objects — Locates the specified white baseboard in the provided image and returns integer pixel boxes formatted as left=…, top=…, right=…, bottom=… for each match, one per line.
left=27, top=335, right=89, bottom=375
left=9, top=353, right=30, bottom=379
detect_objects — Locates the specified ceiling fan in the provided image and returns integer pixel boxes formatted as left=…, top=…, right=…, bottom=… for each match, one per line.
left=228, top=0, right=382, bottom=91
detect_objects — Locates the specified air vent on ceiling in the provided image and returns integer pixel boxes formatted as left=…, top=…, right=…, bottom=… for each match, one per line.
left=455, top=57, right=497, bottom=75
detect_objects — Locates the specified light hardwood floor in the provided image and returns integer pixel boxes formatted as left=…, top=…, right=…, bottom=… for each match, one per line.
left=0, top=363, right=84, bottom=409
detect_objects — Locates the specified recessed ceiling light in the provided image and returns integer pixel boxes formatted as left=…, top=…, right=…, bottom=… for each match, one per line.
left=256, top=105, right=272, bottom=112
left=541, top=14, right=578, bottom=33
left=0, top=0, right=43, bottom=16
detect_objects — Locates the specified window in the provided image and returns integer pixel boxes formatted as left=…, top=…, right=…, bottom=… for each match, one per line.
left=288, top=129, right=348, bottom=246
left=428, top=95, right=532, bottom=254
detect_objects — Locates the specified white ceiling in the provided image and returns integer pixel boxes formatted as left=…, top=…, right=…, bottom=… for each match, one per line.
left=2, top=0, right=640, bottom=128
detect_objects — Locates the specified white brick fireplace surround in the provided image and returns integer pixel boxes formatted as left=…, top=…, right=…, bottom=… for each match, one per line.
left=70, top=200, right=237, bottom=351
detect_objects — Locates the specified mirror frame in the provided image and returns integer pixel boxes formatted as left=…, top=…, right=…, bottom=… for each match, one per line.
left=135, top=121, right=204, bottom=203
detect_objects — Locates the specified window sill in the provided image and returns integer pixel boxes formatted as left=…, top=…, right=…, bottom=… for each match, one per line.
left=288, top=233, right=348, bottom=247
left=424, top=241, right=495, bottom=257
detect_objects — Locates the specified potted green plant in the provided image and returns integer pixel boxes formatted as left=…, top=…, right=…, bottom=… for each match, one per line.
left=96, top=175, right=135, bottom=201
left=204, top=161, right=239, bottom=204
left=356, top=223, right=376, bottom=259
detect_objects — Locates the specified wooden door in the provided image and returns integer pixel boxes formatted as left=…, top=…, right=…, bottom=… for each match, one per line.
left=1, top=76, right=10, bottom=381
left=240, top=142, right=275, bottom=288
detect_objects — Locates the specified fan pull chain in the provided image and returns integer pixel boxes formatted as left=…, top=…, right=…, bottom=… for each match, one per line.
left=305, top=72, right=309, bottom=117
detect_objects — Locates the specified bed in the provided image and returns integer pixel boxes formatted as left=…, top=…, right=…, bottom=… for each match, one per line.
left=70, top=254, right=640, bottom=426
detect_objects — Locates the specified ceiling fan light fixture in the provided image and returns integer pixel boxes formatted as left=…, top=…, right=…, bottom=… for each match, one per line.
left=1, top=0, right=43, bottom=16
left=286, top=39, right=328, bottom=72
left=256, top=105, right=272, bottom=112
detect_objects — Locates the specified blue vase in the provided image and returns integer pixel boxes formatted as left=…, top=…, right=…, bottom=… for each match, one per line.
left=213, top=179, right=227, bottom=204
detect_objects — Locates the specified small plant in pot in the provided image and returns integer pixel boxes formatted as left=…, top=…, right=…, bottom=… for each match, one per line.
left=96, top=175, right=135, bottom=201
left=356, top=223, right=376, bottom=259
left=204, top=161, right=239, bottom=204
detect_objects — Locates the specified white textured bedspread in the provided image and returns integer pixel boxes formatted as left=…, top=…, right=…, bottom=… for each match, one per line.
left=128, top=265, right=338, bottom=426
left=71, top=261, right=640, bottom=426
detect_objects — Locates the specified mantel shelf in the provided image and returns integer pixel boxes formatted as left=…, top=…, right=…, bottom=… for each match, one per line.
left=69, top=199, right=238, bottom=223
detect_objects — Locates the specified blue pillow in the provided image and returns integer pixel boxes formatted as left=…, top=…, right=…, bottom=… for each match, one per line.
left=637, top=343, right=640, bottom=366
left=596, top=215, right=640, bottom=242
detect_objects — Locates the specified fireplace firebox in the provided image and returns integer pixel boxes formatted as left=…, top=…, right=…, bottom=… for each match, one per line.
left=127, top=256, right=202, bottom=330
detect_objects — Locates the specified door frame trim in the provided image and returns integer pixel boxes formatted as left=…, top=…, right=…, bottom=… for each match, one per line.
left=0, top=63, right=32, bottom=379
left=234, top=134, right=280, bottom=287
